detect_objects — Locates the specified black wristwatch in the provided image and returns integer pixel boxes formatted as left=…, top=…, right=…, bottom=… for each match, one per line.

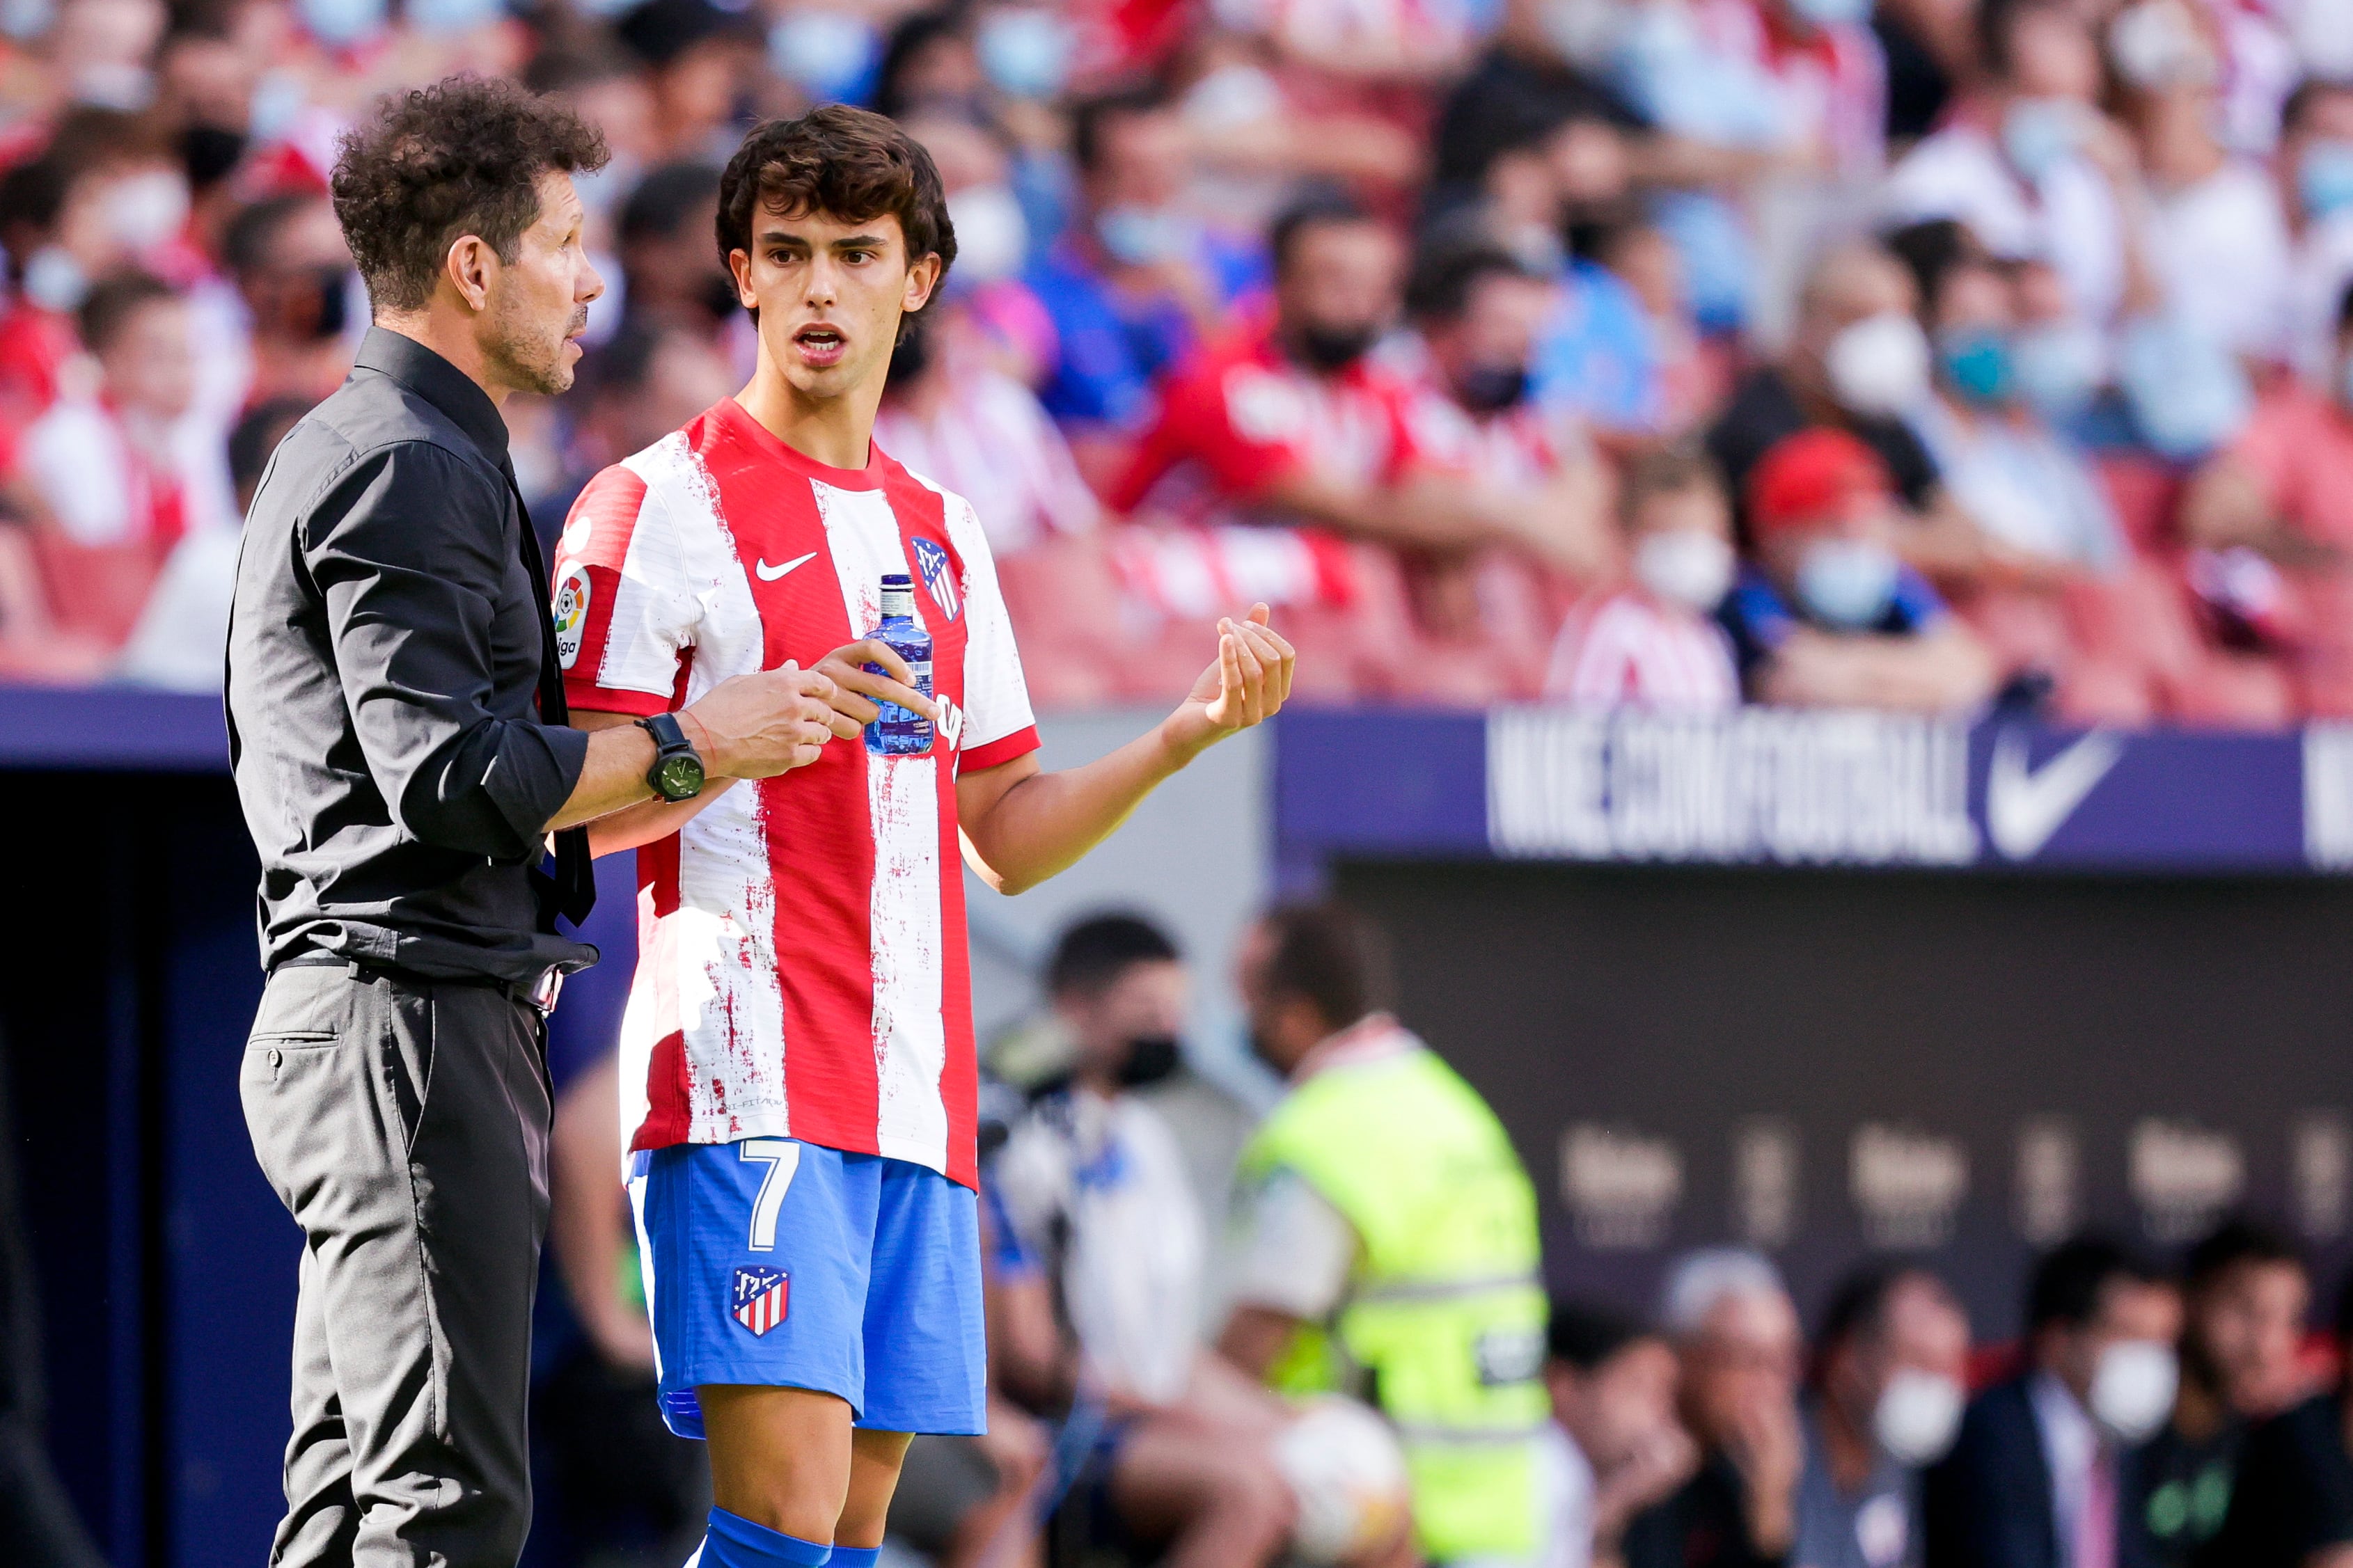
left=638, top=712, right=705, bottom=802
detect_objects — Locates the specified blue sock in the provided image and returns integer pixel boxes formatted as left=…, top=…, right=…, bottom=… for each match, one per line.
left=829, top=1550, right=881, bottom=1568
left=702, top=1507, right=833, bottom=1566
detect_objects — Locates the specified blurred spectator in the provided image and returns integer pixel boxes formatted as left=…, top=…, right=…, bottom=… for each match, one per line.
left=615, top=159, right=732, bottom=344
left=18, top=270, right=221, bottom=649
left=116, top=393, right=306, bottom=691
left=611, top=0, right=761, bottom=162
left=1398, top=233, right=1612, bottom=670
left=219, top=191, right=357, bottom=409
left=2182, top=278, right=2353, bottom=713
left=1721, top=427, right=1998, bottom=711
left=1923, top=1235, right=2182, bottom=1568
left=2276, top=76, right=2353, bottom=383
left=2203, top=1265, right=2353, bottom=1568
left=880, top=304, right=1099, bottom=557
left=542, top=318, right=736, bottom=530
left=994, top=914, right=1298, bottom=1568
left=1798, top=1266, right=1972, bottom=1568
left=1544, top=441, right=1741, bottom=711
left=2116, top=8, right=2291, bottom=366
left=1540, top=1298, right=1697, bottom=1568
left=2137, top=1219, right=2313, bottom=1568
left=1221, top=899, right=1545, bottom=1565
left=1708, top=239, right=1969, bottom=557
left=1881, top=0, right=2148, bottom=329
left=1024, top=86, right=1264, bottom=449
left=1623, top=1248, right=1807, bottom=1568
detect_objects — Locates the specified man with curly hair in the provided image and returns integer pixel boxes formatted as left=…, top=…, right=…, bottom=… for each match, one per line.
left=553, top=104, right=1296, bottom=1565
left=226, top=77, right=887, bottom=1565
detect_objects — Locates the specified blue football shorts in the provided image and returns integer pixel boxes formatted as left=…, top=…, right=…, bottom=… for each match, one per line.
left=627, top=1138, right=987, bottom=1439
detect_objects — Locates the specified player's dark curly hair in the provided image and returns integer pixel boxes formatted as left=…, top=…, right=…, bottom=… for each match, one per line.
left=330, top=76, right=608, bottom=315
left=715, top=104, right=957, bottom=317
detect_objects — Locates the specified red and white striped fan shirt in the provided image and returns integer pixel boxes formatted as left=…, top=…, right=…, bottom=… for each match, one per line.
left=1544, top=586, right=1740, bottom=713
left=553, top=397, right=1039, bottom=1189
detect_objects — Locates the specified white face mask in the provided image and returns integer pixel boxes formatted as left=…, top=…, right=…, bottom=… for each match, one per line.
left=19, top=246, right=87, bottom=313
left=1824, top=312, right=1931, bottom=418
left=1635, top=528, right=1735, bottom=610
left=945, top=184, right=1029, bottom=284
left=1874, top=1368, right=1965, bottom=1466
left=102, top=171, right=190, bottom=253
left=2088, top=1340, right=2178, bottom=1443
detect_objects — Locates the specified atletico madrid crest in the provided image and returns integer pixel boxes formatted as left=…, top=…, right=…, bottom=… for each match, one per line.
left=732, top=1266, right=789, bottom=1336
left=911, top=537, right=960, bottom=621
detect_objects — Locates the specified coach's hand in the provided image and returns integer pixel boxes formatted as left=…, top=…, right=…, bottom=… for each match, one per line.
left=1163, top=602, right=1295, bottom=754
left=683, top=663, right=855, bottom=779
left=808, top=640, right=938, bottom=729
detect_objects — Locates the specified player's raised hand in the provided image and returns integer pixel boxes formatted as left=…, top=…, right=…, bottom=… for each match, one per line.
left=683, top=662, right=847, bottom=779
left=1170, top=603, right=1295, bottom=748
left=810, top=640, right=938, bottom=729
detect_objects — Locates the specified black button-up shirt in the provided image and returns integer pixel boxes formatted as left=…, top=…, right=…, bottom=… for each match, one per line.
left=226, top=328, right=594, bottom=983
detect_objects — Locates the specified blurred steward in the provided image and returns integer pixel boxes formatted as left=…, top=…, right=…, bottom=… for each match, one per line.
left=2136, top=1219, right=2313, bottom=1568
left=1623, top=1249, right=1807, bottom=1568
left=1797, top=1266, right=1972, bottom=1568
left=1924, top=1235, right=2183, bottom=1568
left=1721, top=427, right=1998, bottom=711
left=1222, top=899, right=1547, bottom=1566
left=1540, top=1298, right=1698, bottom=1568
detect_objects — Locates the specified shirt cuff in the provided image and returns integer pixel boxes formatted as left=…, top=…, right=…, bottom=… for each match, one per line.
left=481, top=718, right=592, bottom=853
left=961, top=724, right=1040, bottom=774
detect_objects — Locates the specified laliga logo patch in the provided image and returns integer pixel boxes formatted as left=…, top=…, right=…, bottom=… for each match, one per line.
left=911, top=536, right=960, bottom=621
left=553, top=564, right=591, bottom=671
left=732, top=1265, right=789, bottom=1336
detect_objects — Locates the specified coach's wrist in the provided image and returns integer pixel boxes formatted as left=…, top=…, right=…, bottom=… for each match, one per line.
left=677, top=706, right=734, bottom=780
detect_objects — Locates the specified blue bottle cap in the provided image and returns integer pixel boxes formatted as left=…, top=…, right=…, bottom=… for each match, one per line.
left=881, top=572, right=912, bottom=586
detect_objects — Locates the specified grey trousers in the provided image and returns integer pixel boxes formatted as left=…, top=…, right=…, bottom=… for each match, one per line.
left=240, top=963, right=552, bottom=1568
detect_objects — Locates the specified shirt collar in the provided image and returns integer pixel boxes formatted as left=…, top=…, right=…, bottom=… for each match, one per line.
left=354, top=326, right=511, bottom=468
left=1291, top=1012, right=1415, bottom=1084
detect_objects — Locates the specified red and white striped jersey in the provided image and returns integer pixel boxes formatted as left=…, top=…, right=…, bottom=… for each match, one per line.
left=553, top=397, right=1039, bottom=1189
left=1544, top=586, right=1740, bottom=713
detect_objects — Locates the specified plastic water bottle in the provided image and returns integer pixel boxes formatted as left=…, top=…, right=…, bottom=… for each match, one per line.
left=864, top=572, right=933, bottom=756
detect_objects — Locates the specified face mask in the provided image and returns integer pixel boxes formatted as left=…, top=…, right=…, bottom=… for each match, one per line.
left=768, top=10, right=879, bottom=104
left=103, top=171, right=189, bottom=253
left=2109, top=0, right=2217, bottom=90
left=2088, top=1340, right=2178, bottom=1443
left=1939, top=327, right=2015, bottom=406
left=2012, top=321, right=2105, bottom=421
left=2002, top=98, right=2086, bottom=186
left=1095, top=205, right=1197, bottom=268
left=19, top=246, right=86, bottom=313
left=1456, top=363, right=1529, bottom=414
left=73, top=63, right=155, bottom=111
left=2119, top=313, right=2251, bottom=460
left=181, top=124, right=248, bottom=191
left=408, top=0, right=503, bottom=35
left=2294, top=0, right=2353, bottom=81
left=703, top=271, right=743, bottom=323
left=1874, top=1369, right=1965, bottom=1466
left=945, top=184, right=1029, bottom=284
left=1789, top=0, right=1870, bottom=26
left=249, top=71, right=307, bottom=143
left=1825, top=312, right=1931, bottom=418
left=1635, top=528, right=1735, bottom=610
left=1542, top=0, right=1619, bottom=63
left=1293, top=324, right=1379, bottom=374
left=2300, top=141, right=2353, bottom=223
left=1797, top=538, right=1900, bottom=628
left=289, top=265, right=352, bottom=342
left=1115, top=1034, right=1183, bottom=1088
left=977, top=8, right=1074, bottom=101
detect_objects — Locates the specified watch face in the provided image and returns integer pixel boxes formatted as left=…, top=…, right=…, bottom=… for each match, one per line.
left=655, top=752, right=704, bottom=800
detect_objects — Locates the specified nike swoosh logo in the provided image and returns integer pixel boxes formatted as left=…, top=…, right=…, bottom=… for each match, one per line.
left=755, top=551, right=818, bottom=583
left=1986, top=727, right=2125, bottom=861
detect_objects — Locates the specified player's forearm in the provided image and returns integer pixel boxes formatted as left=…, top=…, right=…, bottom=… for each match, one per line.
left=960, top=722, right=1203, bottom=895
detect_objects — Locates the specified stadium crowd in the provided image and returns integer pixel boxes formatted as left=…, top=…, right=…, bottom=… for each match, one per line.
left=525, top=897, right=2353, bottom=1568
left=0, top=0, right=2352, bottom=720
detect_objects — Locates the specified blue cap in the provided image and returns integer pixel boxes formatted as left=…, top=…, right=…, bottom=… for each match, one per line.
left=881, top=572, right=912, bottom=586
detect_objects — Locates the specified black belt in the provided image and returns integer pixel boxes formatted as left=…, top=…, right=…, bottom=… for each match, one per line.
left=276, top=952, right=565, bottom=1017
